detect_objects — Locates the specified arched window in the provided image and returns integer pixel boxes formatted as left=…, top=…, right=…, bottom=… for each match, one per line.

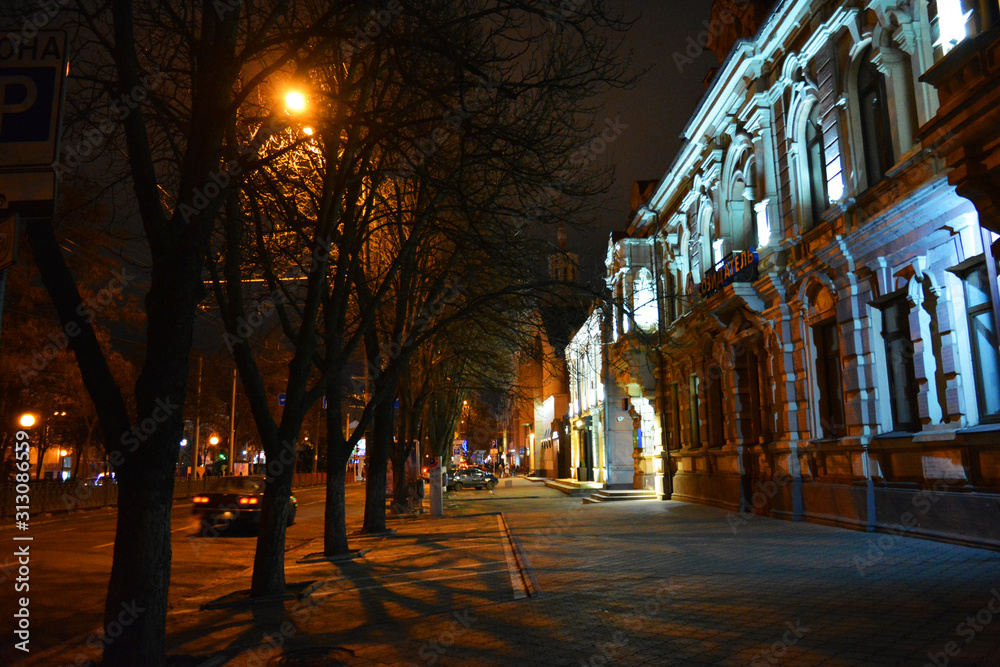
left=805, top=104, right=828, bottom=228
left=858, top=49, right=894, bottom=185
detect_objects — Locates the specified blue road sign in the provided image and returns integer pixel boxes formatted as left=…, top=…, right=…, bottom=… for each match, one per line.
left=278, top=393, right=286, bottom=406
left=0, top=31, right=68, bottom=168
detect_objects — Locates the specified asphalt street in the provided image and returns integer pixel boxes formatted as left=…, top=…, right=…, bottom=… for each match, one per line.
left=0, top=482, right=337, bottom=665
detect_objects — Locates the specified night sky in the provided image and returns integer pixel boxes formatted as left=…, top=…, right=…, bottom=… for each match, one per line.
left=572, top=0, right=719, bottom=282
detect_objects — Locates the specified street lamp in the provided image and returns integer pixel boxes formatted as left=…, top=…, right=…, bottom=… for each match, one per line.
left=284, top=89, right=307, bottom=115
left=19, top=413, right=36, bottom=428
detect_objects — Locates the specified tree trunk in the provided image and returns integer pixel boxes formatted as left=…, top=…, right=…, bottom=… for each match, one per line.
left=103, top=466, right=176, bottom=665
left=324, top=389, right=353, bottom=556
left=250, top=434, right=295, bottom=596
left=324, top=463, right=349, bottom=555
left=361, top=397, right=393, bottom=534
left=35, top=443, right=47, bottom=480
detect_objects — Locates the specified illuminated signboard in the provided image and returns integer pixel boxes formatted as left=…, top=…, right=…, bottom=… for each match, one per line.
left=699, top=248, right=759, bottom=299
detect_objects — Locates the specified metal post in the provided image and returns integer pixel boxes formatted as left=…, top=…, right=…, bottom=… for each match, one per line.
left=0, top=268, right=8, bottom=355
left=229, top=367, right=236, bottom=474
left=192, top=355, right=202, bottom=478
left=314, top=404, right=321, bottom=472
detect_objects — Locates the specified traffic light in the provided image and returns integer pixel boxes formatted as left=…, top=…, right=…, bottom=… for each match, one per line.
left=219, top=453, right=226, bottom=460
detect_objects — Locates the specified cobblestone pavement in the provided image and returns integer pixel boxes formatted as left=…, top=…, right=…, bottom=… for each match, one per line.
left=21, top=478, right=1000, bottom=666
left=357, top=480, right=1000, bottom=666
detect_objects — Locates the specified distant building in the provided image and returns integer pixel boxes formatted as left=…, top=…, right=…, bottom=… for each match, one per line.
left=512, top=226, right=587, bottom=477
left=573, top=0, right=1000, bottom=548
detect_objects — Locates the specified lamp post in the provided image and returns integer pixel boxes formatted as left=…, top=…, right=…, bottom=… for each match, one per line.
left=209, top=435, right=220, bottom=475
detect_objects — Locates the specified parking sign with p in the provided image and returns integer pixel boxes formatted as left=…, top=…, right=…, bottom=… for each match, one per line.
left=0, top=31, right=67, bottom=168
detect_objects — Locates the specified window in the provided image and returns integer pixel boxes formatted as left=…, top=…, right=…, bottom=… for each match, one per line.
left=670, top=383, right=682, bottom=450
left=814, top=321, right=846, bottom=438
left=634, top=269, right=657, bottom=331
left=688, top=375, right=701, bottom=447
left=935, top=0, right=973, bottom=54
left=735, top=349, right=766, bottom=444
left=858, top=50, right=894, bottom=184
left=708, top=366, right=726, bottom=447
left=805, top=104, right=828, bottom=228
left=665, top=272, right=677, bottom=322
left=881, top=297, right=920, bottom=432
left=961, top=263, right=1000, bottom=421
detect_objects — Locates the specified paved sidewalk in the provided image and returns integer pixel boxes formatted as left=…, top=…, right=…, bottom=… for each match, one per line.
left=26, top=478, right=1000, bottom=665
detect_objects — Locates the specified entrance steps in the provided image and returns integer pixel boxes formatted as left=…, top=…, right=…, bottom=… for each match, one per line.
left=544, top=479, right=603, bottom=497
left=583, top=489, right=659, bottom=504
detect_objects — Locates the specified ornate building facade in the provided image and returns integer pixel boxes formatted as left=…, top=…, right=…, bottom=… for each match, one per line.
left=571, top=0, right=1000, bottom=547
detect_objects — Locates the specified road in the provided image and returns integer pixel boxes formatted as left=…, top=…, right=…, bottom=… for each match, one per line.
left=0, top=482, right=343, bottom=664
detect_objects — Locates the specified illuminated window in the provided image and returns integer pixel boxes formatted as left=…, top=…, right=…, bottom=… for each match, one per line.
left=858, top=49, right=894, bottom=185
left=936, top=0, right=973, bottom=54
left=633, top=269, right=658, bottom=331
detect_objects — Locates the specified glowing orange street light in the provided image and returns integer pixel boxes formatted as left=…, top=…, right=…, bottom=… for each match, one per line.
left=284, top=89, right=307, bottom=114
left=19, top=413, right=36, bottom=428
left=209, top=435, right=220, bottom=446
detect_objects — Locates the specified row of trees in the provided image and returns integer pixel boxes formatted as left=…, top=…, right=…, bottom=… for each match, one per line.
left=4, top=1, right=632, bottom=663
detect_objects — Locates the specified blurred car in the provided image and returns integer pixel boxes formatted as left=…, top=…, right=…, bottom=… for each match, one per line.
left=192, top=476, right=297, bottom=527
left=446, top=467, right=497, bottom=492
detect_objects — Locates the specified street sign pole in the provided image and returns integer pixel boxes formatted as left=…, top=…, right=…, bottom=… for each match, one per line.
left=0, top=211, right=18, bottom=354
